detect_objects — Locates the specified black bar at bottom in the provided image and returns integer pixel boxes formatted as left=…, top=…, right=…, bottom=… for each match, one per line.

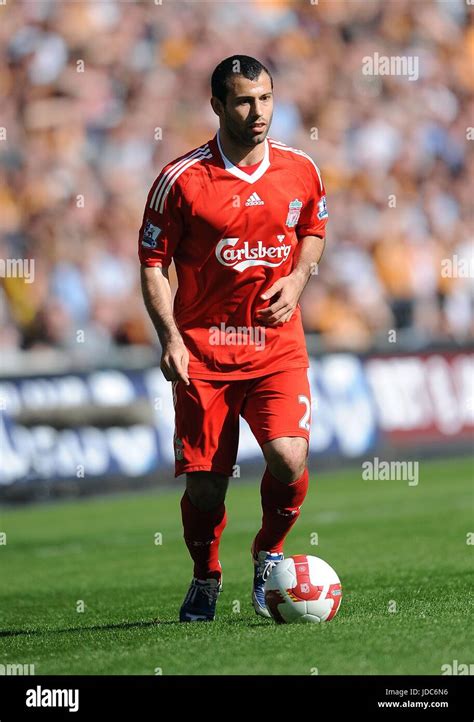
left=0, top=675, right=471, bottom=719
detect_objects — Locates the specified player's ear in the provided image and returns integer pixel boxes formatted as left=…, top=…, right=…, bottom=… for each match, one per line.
left=210, top=96, right=222, bottom=117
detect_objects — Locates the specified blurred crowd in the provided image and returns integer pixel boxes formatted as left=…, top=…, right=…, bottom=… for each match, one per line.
left=0, top=0, right=472, bottom=356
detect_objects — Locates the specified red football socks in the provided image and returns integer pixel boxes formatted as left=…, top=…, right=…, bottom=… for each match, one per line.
left=253, top=466, right=309, bottom=555
left=180, top=490, right=227, bottom=581
left=180, top=466, right=308, bottom=577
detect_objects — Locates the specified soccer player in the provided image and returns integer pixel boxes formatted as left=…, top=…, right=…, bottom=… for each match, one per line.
left=139, top=55, right=328, bottom=622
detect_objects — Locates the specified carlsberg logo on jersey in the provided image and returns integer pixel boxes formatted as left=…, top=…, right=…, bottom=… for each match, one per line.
left=216, top=236, right=292, bottom=272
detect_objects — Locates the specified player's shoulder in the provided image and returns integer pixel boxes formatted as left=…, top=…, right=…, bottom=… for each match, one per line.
left=159, top=139, right=214, bottom=188
left=149, top=139, right=214, bottom=213
left=268, top=136, right=323, bottom=189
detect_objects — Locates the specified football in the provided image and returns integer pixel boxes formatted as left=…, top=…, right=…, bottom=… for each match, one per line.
left=265, top=554, right=342, bottom=624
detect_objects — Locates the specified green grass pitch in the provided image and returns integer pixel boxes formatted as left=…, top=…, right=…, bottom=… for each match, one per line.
left=1, top=456, right=473, bottom=675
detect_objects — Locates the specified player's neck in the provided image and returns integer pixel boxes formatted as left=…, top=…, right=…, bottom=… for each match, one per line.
left=218, top=127, right=266, bottom=167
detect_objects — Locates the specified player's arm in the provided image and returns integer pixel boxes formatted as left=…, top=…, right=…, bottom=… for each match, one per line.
left=257, top=160, right=328, bottom=327
left=288, top=231, right=325, bottom=292
left=138, top=173, right=190, bottom=385
left=140, top=265, right=190, bottom=385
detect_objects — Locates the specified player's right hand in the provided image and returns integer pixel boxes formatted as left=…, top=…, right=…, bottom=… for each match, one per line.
left=160, top=338, right=190, bottom=385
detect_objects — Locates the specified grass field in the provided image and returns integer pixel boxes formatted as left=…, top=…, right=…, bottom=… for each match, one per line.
left=0, top=456, right=473, bottom=676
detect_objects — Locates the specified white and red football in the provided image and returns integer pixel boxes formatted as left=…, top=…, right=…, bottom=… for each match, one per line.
left=265, top=554, right=342, bottom=624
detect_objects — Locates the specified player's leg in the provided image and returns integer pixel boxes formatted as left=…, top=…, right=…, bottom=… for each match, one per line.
left=181, top=471, right=229, bottom=582
left=242, top=368, right=311, bottom=554
left=241, top=368, right=311, bottom=616
left=255, top=435, right=309, bottom=555
left=173, top=377, right=241, bottom=621
left=249, top=437, right=309, bottom=617
left=179, top=471, right=229, bottom=622
left=261, top=436, right=308, bottom=483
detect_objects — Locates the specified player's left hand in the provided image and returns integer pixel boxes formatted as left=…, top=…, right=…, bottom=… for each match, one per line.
left=256, top=273, right=306, bottom=327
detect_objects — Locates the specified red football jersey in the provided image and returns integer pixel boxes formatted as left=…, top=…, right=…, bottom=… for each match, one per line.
left=138, top=131, right=328, bottom=379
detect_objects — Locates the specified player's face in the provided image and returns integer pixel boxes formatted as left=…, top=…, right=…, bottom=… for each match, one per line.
left=221, top=72, right=273, bottom=147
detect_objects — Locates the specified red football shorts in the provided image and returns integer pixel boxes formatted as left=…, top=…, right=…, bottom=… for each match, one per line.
left=172, top=368, right=311, bottom=477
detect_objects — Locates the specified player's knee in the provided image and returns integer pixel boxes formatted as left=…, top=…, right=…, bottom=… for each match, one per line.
left=270, top=457, right=306, bottom=484
left=186, top=471, right=228, bottom=511
left=265, top=438, right=307, bottom=483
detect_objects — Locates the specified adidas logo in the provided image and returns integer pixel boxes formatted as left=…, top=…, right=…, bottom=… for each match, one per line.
left=245, top=192, right=264, bottom=206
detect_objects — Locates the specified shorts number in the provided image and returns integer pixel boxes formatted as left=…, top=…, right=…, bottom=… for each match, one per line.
left=298, top=394, right=311, bottom=431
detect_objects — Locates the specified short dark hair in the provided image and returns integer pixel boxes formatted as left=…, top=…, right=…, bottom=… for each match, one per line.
left=211, top=55, right=273, bottom=105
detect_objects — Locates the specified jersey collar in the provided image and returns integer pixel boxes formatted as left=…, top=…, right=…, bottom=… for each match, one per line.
left=216, top=129, right=270, bottom=184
